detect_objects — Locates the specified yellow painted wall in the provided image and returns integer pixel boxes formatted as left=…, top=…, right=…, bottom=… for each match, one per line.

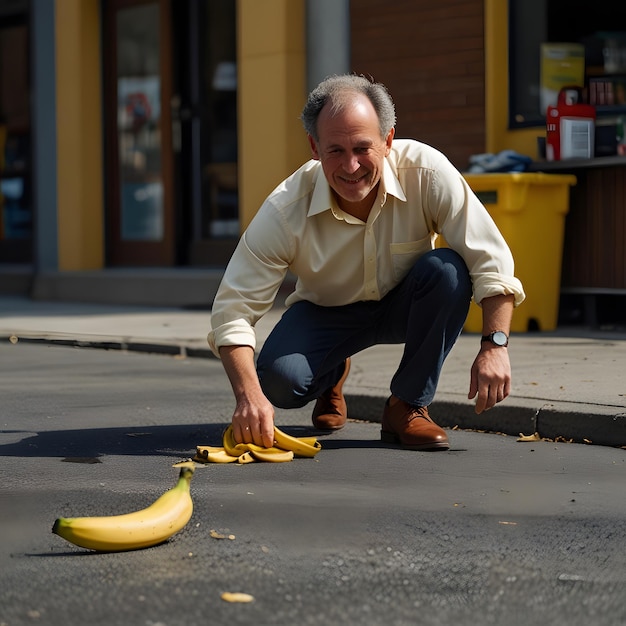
left=55, top=0, right=104, bottom=270
left=237, top=0, right=544, bottom=235
left=485, top=0, right=543, bottom=159
left=48, top=1, right=541, bottom=273
left=237, top=0, right=310, bottom=231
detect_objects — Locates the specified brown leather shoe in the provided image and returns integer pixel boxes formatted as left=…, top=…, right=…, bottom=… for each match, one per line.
left=381, top=397, right=449, bottom=450
left=311, top=358, right=351, bottom=430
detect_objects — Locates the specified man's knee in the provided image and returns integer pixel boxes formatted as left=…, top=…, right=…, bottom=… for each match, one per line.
left=257, top=354, right=312, bottom=409
left=412, top=248, right=472, bottom=297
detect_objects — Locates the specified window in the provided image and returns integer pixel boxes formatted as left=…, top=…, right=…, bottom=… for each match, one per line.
left=509, top=1, right=626, bottom=128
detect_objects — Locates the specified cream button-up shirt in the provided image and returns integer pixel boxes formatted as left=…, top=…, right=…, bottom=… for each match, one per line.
left=208, top=139, right=525, bottom=356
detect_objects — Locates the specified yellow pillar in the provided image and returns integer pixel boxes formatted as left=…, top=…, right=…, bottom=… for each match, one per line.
left=237, top=0, right=310, bottom=231
left=55, top=0, right=104, bottom=270
left=484, top=0, right=541, bottom=158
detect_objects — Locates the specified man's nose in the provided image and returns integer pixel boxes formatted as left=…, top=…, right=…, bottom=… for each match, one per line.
left=342, top=153, right=360, bottom=174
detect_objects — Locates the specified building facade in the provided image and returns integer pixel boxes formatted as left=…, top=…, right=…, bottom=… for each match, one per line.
left=0, top=0, right=624, bottom=308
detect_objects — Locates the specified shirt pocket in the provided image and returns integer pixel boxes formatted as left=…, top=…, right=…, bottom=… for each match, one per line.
left=389, top=237, right=434, bottom=281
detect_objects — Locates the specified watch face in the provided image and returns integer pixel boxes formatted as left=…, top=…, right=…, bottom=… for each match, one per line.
left=492, top=331, right=508, bottom=346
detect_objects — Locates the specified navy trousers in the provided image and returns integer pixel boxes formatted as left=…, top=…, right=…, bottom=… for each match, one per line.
left=256, top=248, right=472, bottom=409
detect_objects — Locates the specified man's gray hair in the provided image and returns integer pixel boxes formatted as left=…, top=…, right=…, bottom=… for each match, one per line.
left=301, top=74, right=396, bottom=142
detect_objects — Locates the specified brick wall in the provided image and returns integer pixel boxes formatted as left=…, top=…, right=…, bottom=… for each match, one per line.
left=350, top=0, right=486, bottom=170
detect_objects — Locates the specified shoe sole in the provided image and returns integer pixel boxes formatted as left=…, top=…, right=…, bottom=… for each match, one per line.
left=380, top=429, right=450, bottom=451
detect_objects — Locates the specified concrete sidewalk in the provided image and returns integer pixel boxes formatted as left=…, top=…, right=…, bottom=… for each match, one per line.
left=1, top=295, right=625, bottom=448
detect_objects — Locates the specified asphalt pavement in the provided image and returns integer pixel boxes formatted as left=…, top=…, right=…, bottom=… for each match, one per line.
left=1, top=340, right=626, bottom=626
left=1, top=294, right=625, bottom=448
left=2, top=297, right=626, bottom=626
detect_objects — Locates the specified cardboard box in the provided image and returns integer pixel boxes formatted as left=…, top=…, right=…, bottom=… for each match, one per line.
left=540, top=43, right=585, bottom=115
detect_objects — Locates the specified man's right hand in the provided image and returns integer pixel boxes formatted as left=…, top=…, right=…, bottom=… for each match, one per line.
left=219, top=345, right=275, bottom=447
left=231, top=388, right=275, bottom=447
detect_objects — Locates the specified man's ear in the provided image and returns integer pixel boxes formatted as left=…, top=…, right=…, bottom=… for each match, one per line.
left=308, top=135, right=320, bottom=160
left=385, top=127, right=395, bottom=156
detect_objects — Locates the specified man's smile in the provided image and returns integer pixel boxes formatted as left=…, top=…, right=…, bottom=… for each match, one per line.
left=339, top=174, right=366, bottom=184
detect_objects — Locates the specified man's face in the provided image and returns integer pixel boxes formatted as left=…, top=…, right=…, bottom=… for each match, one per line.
left=309, top=94, right=394, bottom=215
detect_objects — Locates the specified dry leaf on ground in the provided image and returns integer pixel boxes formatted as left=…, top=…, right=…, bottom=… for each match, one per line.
left=517, top=432, right=541, bottom=442
left=221, top=592, right=254, bottom=603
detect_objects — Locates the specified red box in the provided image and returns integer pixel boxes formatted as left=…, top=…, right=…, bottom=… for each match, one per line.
left=546, top=87, right=596, bottom=161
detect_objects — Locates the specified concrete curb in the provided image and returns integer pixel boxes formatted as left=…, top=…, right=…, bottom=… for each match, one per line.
left=345, top=393, right=626, bottom=448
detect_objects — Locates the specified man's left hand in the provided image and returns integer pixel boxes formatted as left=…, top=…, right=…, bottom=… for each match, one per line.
left=468, top=345, right=512, bottom=413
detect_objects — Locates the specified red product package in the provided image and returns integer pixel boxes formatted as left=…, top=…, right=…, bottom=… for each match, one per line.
left=546, top=87, right=596, bottom=161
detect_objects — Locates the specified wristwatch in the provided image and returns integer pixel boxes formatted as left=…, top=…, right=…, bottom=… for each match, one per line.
left=481, top=330, right=509, bottom=347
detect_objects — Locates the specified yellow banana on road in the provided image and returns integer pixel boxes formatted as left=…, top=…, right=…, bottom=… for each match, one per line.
left=295, top=436, right=319, bottom=447
left=194, top=424, right=322, bottom=464
left=273, top=427, right=322, bottom=458
left=237, top=451, right=256, bottom=464
left=247, top=443, right=294, bottom=463
left=205, top=449, right=241, bottom=463
left=52, top=461, right=195, bottom=552
left=222, top=424, right=252, bottom=457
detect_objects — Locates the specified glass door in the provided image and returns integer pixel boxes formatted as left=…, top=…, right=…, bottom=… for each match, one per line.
left=104, top=0, right=174, bottom=265
left=173, top=0, right=239, bottom=266
left=0, top=8, right=31, bottom=262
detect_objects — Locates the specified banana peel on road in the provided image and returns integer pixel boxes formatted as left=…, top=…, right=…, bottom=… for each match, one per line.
left=194, top=425, right=322, bottom=464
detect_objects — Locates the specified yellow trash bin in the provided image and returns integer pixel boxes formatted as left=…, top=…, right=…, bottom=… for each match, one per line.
left=462, top=172, right=577, bottom=333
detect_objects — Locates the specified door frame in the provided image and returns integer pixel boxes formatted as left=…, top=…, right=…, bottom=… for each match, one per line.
left=103, top=0, right=175, bottom=266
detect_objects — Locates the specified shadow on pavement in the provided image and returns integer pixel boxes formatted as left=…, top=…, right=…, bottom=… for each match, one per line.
left=0, top=424, right=224, bottom=459
left=0, top=423, right=409, bottom=458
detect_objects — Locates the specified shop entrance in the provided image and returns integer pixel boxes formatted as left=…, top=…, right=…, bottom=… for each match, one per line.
left=0, top=5, right=31, bottom=263
left=104, top=0, right=175, bottom=266
left=103, top=0, right=238, bottom=267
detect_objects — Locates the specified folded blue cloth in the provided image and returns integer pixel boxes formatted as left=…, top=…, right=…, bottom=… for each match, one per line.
left=465, top=150, right=532, bottom=173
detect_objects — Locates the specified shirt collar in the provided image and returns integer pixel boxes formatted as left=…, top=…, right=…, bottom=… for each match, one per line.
left=308, top=165, right=334, bottom=217
left=381, top=156, right=407, bottom=202
left=307, top=155, right=407, bottom=219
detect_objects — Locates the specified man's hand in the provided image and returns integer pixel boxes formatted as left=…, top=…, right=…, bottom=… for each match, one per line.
left=468, top=293, right=515, bottom=414
left=219, top=345, right=276, bottom=447
left=468, top=345, right=511, bottom=413
left=231, top=387, right=276, bottom=447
